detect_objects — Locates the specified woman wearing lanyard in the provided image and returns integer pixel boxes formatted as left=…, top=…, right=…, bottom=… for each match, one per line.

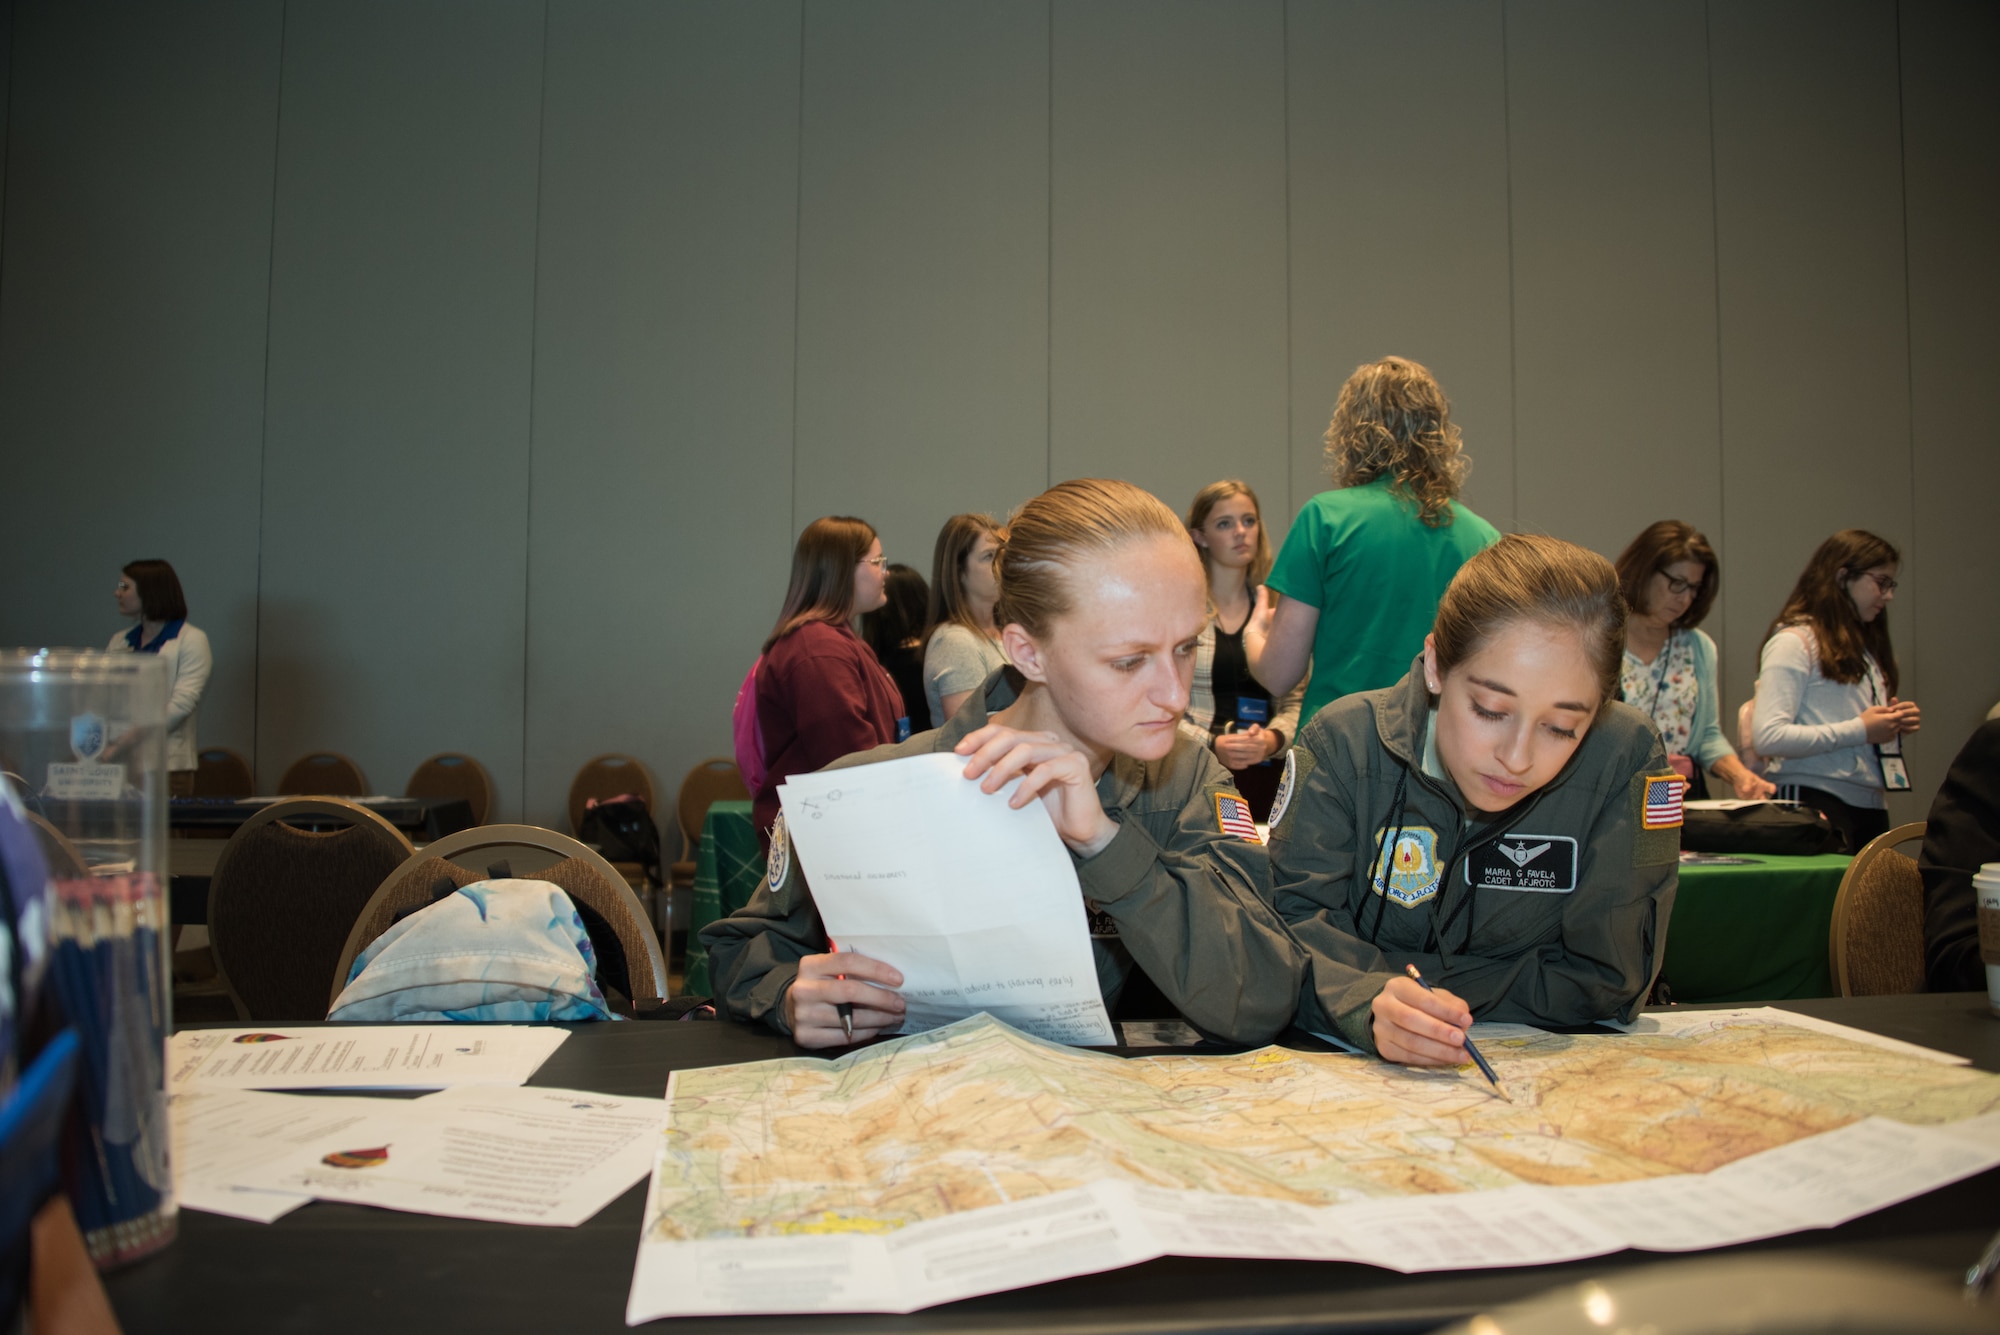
left=1751, top=529, right=1921, bottom=854
left=1613, top=521, right=1773, bottom=801
left=107, top=559, right=212, bottom=798
left=1183, top=480, right=1301, bottom=821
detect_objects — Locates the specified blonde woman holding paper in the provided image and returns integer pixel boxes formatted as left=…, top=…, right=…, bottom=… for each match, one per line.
left=701, top=479, right=1304, bottom=1049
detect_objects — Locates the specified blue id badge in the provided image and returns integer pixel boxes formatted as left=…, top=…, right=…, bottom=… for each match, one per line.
left=896, top=716, right=912, bottom=742
left=1235, top=698, right=1269, bottom=726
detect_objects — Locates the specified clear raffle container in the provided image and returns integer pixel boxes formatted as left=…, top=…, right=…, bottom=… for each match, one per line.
left=0, top=649, right=175, bottom=1266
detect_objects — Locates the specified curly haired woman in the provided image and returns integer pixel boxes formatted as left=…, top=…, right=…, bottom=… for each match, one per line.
left=1250, top=356, right=1500, bottom=725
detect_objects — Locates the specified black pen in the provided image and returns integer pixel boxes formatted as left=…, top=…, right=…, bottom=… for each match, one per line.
left=1404, top=964, right=1511, bottom=1102
left=832, top=942, right=854, bottom=1043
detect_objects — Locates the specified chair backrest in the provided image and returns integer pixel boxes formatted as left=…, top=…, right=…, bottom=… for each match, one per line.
left=279, top=751, right=370, bottom=797
left=24, top=812, right=88, bottom=879
left=675, top=757, right=750, bottom=862
left=192, top=747, right=255, bottom=798
left=332, top=824, right=668, bottom=1010
left=405, top=752, right=493, bottom=826
left=567, top=753, right=655, bottom=836
left=207, top=798, right=415, bottom=1021
left=1829, top=821, right=1928, bottom=998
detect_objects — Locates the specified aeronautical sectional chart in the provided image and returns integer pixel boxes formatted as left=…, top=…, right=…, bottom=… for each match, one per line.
left=626, top=1009, right=2000, bottom=1321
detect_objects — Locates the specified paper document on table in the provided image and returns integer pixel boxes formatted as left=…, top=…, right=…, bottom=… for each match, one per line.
left=169, top=1025, right=569, bottom=1090
left=227, top=1084, right=665, bottom=1227
left=172, top=1088, right=406, bottom=1222
left=777, top=753, right=1114, bottom=1046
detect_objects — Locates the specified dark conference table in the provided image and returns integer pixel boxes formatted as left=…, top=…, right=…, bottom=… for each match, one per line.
left=106, top=994, right=2000, bottom=1334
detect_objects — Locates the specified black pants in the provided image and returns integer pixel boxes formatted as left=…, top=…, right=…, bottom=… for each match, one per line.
left=1789, top=784, right=1889, bottom=855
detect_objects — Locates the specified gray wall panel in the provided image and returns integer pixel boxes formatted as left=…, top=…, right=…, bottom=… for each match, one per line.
left=1710, top=0, right=1918, bottom=809
left=792, top=0, right=1048, bottom=567
left=1286, top=0, right=1513, bottom=534
left=1901, top=0, right=2000, bottom=763
left=0, top=0, right=280, bottom=772
left=526, top=0, right=802, bottom=830
left=1051, top=0, right=1289, bottom=525
left=1507, top=0, right=1721, bottom=591
left=256, top=0, right=543, bottom=807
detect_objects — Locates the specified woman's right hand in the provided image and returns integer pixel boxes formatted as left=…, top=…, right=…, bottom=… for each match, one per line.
left=1861, top=700, right=1921, bottom=744
left=783, top=951, right=905, bottom=1049
left=1370, top=974, right=1472, bottom=1066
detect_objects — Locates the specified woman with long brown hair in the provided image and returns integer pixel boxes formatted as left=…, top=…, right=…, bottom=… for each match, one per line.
left=1751, top=529, right=1921, bottom=853
left=751, top=517, right=905, bottom=845
left=920, top=513, right=1006, bottom=727
left=1250, top=356, right=1500, bottom=726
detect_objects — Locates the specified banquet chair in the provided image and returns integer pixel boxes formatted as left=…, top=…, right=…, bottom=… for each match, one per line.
left=191, top=747, right=254, bottom=798
left=279, top=751, right=370, bottom=797
left=23, top=812, right=88, bottom=880
left=566, top=753, right=656, bottom=836
left=1828, top=822, right=1928, bottom=997
left=332, top=824, right=668, bottom=1012
left=405, top=752, right=493, bottom=826
left=207, top=798, right=414, bottom=1021
left=667, top=756, right=750, bottom=899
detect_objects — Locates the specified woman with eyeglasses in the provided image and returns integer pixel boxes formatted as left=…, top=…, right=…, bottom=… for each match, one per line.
left=750, top=517, right=906, bottom=850
left=1612, top=521, right=1773, bottom=802
left=1751, top=529, right=1921, bottom=853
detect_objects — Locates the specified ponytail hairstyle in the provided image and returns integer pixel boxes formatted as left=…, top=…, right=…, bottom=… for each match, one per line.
left=121, top=559, right=188, bottom=622
left=923, top=513, right=1004, bottom=644
left=996, top=479, right=1189, bottom=639
left=1185, top=479, right=1273, bottom=588
left=1323, top=356, right=1470, bottom=528
left=1767, top=529, right=1901, bottom=693
left=764, top=516, right=877, bottom=652
left=1431, top=534, right=1627, bottom=710
left=1614, top=520, right=1719, bottom=630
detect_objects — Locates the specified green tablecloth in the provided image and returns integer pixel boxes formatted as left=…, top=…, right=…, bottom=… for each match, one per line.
left=683, top=799, right=764, bottom=998
left=1663, top=852, right=1853, bottom=1003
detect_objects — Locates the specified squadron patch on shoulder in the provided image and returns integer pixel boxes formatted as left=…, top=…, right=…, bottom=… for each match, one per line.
left=1265, top=750, right=1299, bottom=831
left=1215, top=792, right=1262, bottom=843
left=765, top=812, right=790, bottom=890
left=1371, top=824, right=1443, bottom=907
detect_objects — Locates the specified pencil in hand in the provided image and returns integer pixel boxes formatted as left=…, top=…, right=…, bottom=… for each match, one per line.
left=1404, top=964, right=1512, bottom=1103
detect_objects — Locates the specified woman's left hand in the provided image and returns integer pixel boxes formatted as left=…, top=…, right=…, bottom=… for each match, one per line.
left=954, top=723, right=1117, bottom=857
left=1727, top=768, right=1777, bottom=801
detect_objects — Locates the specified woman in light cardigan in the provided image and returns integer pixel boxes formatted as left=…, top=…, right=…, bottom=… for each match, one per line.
left=107, top=559, right=212, bottom=795
left=1751, top=529, right=1920, bottom=853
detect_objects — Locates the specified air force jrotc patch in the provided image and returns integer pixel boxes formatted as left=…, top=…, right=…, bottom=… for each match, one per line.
left=1370, top=825, right=1442, bottom=907
left=765, top=812, right=790, bottom=891
left=1266, top=749, right=1299, bottom=830
left=1471, top=834, right=1578, bottom=893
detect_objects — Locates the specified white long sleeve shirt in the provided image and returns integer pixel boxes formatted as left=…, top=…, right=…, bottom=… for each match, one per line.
left=106, top=622, right=212, bottom=772
left=1750, top=625, right=1885, bottom=810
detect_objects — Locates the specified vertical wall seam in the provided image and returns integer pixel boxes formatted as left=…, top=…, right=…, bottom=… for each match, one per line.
left=252, top=0, right=291, bottom=782
left=1499, top=0, right=1518, bottom=530
left=520, top=0, right=552, bottom=825
left=0, top=0, right=18, bottom=326
left=1892, top=0, right=1918, bottom=695
left=1045, top=0, right=1054, bottom=489
left=1280, top=0, right=1293, bottom=525
left=789, top=0, right=807, bottom=535
left=1703, top=0, right=1727, bottom=646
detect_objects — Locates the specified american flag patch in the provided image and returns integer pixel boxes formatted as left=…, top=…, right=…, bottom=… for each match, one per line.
left=1642, top=774, right=1685, bottom=829
left=1215, top=792, right=1262, bottom=843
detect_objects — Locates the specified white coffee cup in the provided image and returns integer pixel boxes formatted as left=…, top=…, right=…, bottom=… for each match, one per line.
left=1975, top=862, right=2000, bottom=1017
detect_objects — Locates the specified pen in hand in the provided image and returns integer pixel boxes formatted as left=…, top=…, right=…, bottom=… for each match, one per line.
left=1404, top=964, right=1511, bottom=1103
left=831, top=941, right=854, bottom=1043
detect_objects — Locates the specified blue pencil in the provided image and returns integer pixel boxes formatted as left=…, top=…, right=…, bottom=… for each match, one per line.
left=1404, top=964, right=1512, bottom=1103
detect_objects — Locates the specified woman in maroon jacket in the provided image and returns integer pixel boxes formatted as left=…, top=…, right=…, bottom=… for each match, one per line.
left=753, top=516, right=906, bottom=848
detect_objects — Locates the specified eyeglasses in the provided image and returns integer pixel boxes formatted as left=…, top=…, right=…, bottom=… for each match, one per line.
left=858, top=556, right=887, bottom=570
left=1863, top=572, right=1898, bottom=593
left=1659, top=573, right=1702, bottom=597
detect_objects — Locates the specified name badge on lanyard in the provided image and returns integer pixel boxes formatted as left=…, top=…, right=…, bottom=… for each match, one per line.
left=1865, top=663, right=1910, bottom=791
